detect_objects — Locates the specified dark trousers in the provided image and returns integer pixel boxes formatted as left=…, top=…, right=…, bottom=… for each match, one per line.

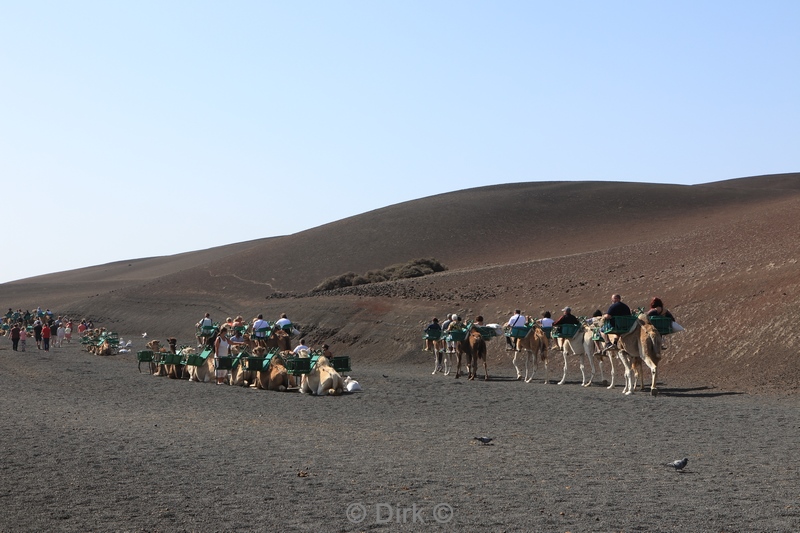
left=43, top=338, right=50, bottom=350
left=11, top=338, right=19, bottom=350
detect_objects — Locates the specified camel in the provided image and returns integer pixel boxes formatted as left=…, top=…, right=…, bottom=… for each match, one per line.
left=513, top=324, right=550, bottom=383
left=300, top=355, right=344, bottom=396
left=145, top=340, right=168, bottom=376
left=585, top=318, right=618, bottom=389
left=264, top=329, right=291, bottom=352
left=255, top=353, right=294, bottom=391
left=607, top=314, right=663, bottom=395
left=186, top=347, right=215, bottom=383
left=554, top=323, right=596, bottom=387
left=229, top=345, right=256, bottom=387
left=164, top=338, right=185, bottom=379
left=454, top=326, right=488, bottom=381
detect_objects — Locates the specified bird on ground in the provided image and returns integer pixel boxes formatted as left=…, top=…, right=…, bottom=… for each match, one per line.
left=125, top=340, right=132, bottom=347
left=665, top=457, right=689, bottom=471
left=474, top=437, right=493, bottom=445
left=142, top=333, right=147, bottom=339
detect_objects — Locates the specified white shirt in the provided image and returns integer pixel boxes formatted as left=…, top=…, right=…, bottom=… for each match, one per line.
left=293, top=344, right=308, bottom=354
left=507, top=314, right=526, bottom=328
left=275, top=318, right=291, bottom=328
left=252, top=319, right=270, bottom=337
left=540, top=317, right=554, bottom=328
left=198, top=317, right=213, bottom=328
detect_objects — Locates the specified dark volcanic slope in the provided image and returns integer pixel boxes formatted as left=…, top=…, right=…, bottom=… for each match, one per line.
left=2, top=173, right=799, bottom=394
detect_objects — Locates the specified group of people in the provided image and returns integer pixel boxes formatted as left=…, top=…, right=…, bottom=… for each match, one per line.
left=425, top=294, right=680, bottom=354
left=195, top=312, right=332, bottom=384
left=2, top=307, right=97, bottom=352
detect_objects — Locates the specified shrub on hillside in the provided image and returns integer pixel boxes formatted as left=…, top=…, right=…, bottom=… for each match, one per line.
left=311, top=258, right=446, bottom=293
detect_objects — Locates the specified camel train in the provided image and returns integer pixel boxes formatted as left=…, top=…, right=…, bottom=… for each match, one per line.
left=135, top=322, right=350, bottom=396
left=427, top=312, right=670, bottom=396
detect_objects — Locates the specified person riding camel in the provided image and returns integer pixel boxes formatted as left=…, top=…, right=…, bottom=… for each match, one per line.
left=602, top=294, right=631, bottom=349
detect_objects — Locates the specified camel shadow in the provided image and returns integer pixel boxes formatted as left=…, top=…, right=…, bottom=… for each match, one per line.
left=654, top=386, right=745, bottom=398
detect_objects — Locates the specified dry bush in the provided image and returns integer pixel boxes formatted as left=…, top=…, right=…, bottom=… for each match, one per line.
left=311, top=258, right=446, bottom=293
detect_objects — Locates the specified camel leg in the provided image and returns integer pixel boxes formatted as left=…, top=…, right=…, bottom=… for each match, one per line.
left=454, top=352, right=462, bottom=379
left=432, top=349, right=441, bottom=375
left=607, top=354, right=616, bottom=389
left=595, top=357, right=606, bottom=384
left=632, top=358, right=643, bottom=391
left=525, top=350, right=535, bottom=383
left=617, top=352, right=633, bottom=395
left=643, top=356, right=658, bottom=396
left=578, top=357, right=587, bottom=386
left=581, top=350, right=594, bottom=387
left=483, top=357, right=489, bottom=381
left=558, top=349, right=568, bottom=385
left=512, top=350, right=523, bottom=380
left=542, top=354, right=549, bottom=384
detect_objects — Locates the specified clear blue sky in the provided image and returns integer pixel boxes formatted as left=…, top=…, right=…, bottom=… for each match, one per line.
left=1, top=1, right=798, bottom=284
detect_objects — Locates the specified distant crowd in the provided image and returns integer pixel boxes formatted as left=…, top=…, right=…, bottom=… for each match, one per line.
left=2, top=307, right=95, bottom=352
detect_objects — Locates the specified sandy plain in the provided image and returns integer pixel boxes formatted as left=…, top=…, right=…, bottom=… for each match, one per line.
left=1, top=336, right=798, bottom=532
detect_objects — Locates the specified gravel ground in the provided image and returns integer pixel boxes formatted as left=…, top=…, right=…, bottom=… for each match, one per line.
left=1, top=338, right=798, bottom=532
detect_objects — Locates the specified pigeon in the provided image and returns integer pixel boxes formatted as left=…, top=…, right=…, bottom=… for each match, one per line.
left=141, top=332, right=148, bottom=339
left=474, top=436, right=493, bottom=445
left=666, top=457, right=688, bottom=471
left=125, top=340, right=132, bottom=347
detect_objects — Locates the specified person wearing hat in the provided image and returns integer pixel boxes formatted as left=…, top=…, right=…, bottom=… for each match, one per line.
left=552, top=306, right=580, bottom=327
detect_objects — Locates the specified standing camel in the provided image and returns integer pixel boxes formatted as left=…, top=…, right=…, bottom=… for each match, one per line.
left=455, top=326, right=488, bottom=381
left=608, top=315, right=663, bottom=395
left=513, top=324, right=550, bottom=383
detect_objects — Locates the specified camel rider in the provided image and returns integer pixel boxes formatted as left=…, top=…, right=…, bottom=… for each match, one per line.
left=441, top=314, right=453, bottom=333
left=553, top=307, right=580, bottom=326
left=443, top=314, right=458, bottom=354
left=602, top=294, right=632, bottom=349
left=424, top=318, right=442, bottom=352
left=275, top=313, right=292, bottom=329
left=506, top=310, right=526, bottom=350
left=197, top=313, right=212, bottom=329
left=293, top=339, right=309, bottom=354
left=252, top=314, right=270, bottom=342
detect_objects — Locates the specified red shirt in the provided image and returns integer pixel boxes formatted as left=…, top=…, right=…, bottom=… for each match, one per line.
left=42, top=325, right=51, bottom=339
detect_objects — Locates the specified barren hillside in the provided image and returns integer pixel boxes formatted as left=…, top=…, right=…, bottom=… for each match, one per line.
left=2, top=173, right=799, bottom=394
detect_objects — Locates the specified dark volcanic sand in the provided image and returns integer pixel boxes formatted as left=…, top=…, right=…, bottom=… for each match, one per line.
left=1, top=337, right=798, bottom=532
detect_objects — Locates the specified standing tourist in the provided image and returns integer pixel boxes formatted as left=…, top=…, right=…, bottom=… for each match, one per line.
left=42, top=322, right=51, bottom=352
left=9, top=323, right=20, bottom=351
left=213, top=327, right=242, bottom=385
left=33, top=319, right=43, bottom=349
left=18, top=325, right=27, bottom=352
left=57, top=323, right=66, bottom=347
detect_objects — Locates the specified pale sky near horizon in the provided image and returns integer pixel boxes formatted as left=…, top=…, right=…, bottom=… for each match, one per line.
left=1, top=1, right=798, bottom=284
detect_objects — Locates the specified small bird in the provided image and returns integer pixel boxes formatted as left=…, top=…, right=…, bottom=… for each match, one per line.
left=125, top=340, right=132, bottom=347
left=665, top=457, right=688, bottom=471
left=141, top=332, right=148, bottom=339
left=474, top=436, right=493, bottom=445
